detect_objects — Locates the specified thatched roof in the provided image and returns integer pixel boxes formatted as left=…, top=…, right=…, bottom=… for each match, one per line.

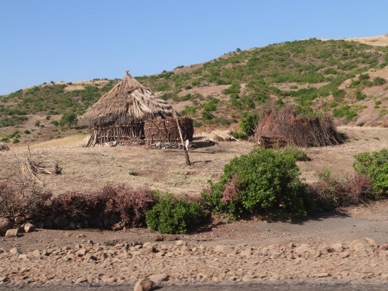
left=79, top=71, right=174, bottom=127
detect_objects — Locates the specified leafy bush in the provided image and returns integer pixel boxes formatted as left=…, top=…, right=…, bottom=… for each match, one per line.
left=202, top=149, right=312, bottom=219
left=333, top=106, right=357, bottom=120
left=59, top=112, right=77, bottom=127
left=282, top=145, right=310, bottom=161
left=231, top=130, right=247, bottom=140
left=146, top=193, right=208, bottom=234
left=239, top=113, right=258, bottom=136
left=373, top=77, right=386, bottom=86
left=355, top=90, right=366, bottom=100
left=353, top=149, right=388, bottom=196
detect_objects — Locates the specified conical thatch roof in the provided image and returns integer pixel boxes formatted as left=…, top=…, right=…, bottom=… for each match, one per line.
left=79, top=71, right=174, bottom=127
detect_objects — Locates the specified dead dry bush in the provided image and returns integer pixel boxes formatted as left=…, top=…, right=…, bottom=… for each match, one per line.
left=308, top=171, right=372, bottom=211
left=0, top=179, right=52, bottom=219
left=50, top=185, right=155, bottom=229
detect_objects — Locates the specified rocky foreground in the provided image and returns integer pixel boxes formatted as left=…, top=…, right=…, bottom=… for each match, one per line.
left=0, top=236, right=387, bottom=289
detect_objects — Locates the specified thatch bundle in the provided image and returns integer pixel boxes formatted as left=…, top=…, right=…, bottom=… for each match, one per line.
left=78, top=71, right=175, bottom=146
left=144, top=117, right=194, bottom=146
left=255, top=105, right=344, bottom=147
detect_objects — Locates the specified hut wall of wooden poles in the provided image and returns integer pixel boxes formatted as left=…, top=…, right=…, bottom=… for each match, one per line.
left=144, top=117, right=194, bottom=146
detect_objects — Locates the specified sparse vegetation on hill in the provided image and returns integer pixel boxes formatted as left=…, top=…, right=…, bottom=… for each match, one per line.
left=1, top=38, right=387, bottom=142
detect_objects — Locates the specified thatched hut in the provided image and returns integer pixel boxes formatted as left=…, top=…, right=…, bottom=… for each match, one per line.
left=79, top=71, right=176, bottom=146
left=255, top=105, right=344, bottom=148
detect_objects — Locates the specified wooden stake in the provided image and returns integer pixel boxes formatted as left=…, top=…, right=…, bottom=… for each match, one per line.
left=173, top=111, right=191, bottom=166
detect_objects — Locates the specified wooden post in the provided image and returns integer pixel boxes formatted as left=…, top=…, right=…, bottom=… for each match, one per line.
left=173, top=112, right=191, bottom=166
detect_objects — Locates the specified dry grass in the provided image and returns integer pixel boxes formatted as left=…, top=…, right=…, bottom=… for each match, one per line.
left=1, top=127, right=387, bottom=198
left=345, top=34, right=388, bottom=47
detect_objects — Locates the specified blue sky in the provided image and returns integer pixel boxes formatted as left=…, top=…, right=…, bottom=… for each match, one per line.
left=1, top=0, right=387, bottom=95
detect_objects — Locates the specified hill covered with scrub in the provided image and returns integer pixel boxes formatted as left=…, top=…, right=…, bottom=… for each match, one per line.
left=1, top=36, right=388, bottom=144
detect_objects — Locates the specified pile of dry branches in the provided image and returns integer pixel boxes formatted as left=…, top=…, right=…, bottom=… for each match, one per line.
left=255, top=105, right=344, bottom=147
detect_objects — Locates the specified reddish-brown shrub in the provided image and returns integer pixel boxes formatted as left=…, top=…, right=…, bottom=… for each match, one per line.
left=308, top=171, right=372, bottom=210
left=103, top=185, right=155, bottom=227
left=0, top=182, right=20, bottom=217
left=221, top=178, right=240, bottom=203
left=50, top=185, right=156, bottom=228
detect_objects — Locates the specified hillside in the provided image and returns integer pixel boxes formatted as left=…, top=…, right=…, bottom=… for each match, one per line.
left=1, top=36, right=388, bottom=145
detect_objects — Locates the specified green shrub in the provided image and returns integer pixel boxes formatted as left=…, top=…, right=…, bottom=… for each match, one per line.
left=146, top=193, right=208, bottom=234
left=359, top=74, right=370, bottom=80
left=355, top=90, right=366, bottom=100
left=231, top=130, right=247, bottom=140
left=282, top=145, right=310, bottom=161
left=202, top=111, right=214, bottom=120
left=8, top=130, right=20, bottom=138
left=239, top=113, right=258, bottom=136
left=333, top=106, right=357, bottom=120
left=353, top=149, right=388, bottom=196
left=373, top=77, right=386, bottom=86
left=202, top=149, right=312, bottom=219
left=59, top=112, right=77, bottom=127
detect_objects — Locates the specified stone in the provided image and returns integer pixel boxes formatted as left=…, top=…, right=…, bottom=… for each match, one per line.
left=23, top=223, right=35, bottom=233
left=294, top=244, right=311, bottom=256
left=379, top=244, right=388, bottom=251
left=75, top=277, right=87, bottom=284
left=31, top=250, right=40, bottom=258
left=148, top=274, right=169, bottom=284
left=0, top=217, right=13, bottom=236
left=5, top=228, right=19, bottom=237
left=77, top=249, right=87, bottom=257
left=9, top=248, right=20, bottom=255
left=331, top=243, right=344, bottom=252
left=364, top=237, right=378, bottom=248
left=313, top=272, right=331, bottom=278
left=134, top=278, right=156, bottom=291
left=14, top=215, right=25, bottom=224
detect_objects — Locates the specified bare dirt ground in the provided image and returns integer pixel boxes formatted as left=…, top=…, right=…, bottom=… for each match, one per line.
left=0, top=126, right=388, bottom=290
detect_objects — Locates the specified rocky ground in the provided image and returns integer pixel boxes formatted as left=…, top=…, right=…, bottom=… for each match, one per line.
left=1, top=200, right=388, bottom=290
